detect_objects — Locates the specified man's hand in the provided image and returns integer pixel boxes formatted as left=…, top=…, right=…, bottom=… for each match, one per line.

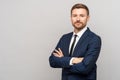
left=53, top=48, right=83, bottom=64
left=53, top=48, right=64, bottom=58
left=72, top=57, right=84, bottom=64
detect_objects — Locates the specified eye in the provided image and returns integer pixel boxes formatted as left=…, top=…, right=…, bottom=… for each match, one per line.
left=80, top=14, right=85, bottom=17
left=80, top=14, right=87, bottom=17
left=72, top=14, right=77, bottom=17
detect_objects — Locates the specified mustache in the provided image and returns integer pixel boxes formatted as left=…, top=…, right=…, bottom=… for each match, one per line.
left=75, top=21, right=82, bottom=24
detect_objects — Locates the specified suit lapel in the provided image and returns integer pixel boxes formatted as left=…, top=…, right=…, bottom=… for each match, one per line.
left=64, top=32, right=73, bottom=56
left=72, top=28, right=90, bottom=56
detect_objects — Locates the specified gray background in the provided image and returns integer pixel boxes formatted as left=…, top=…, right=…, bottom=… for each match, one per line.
left=0, top=0, right=119, bottom=80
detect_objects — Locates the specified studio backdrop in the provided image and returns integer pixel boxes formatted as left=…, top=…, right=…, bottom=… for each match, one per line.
left=0, top=0, right=120, bottom=80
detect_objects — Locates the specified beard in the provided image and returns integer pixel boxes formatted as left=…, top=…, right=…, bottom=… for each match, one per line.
left=72, top=21, right=86, bottom=30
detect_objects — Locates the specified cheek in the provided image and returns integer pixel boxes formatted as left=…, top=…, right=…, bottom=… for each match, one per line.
left=81, top=18, right=88, bottom=23
left=71, top=18, right=76, bottom=23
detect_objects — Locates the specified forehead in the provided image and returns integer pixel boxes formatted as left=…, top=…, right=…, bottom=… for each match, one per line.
left=72, top=8, right=87, bottom=15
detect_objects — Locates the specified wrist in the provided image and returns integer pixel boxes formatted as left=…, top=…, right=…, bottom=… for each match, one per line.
left=69, top=57, right=75, bottom=65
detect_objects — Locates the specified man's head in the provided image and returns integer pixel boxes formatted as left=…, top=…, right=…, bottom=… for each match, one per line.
left=71, top=3, right=90, bottom=33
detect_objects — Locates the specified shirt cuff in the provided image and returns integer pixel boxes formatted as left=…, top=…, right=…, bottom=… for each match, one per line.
left=69, top=57, right=75, bottom=65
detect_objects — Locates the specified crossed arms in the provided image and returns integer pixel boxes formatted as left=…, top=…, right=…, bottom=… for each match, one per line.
left=49, top=35, right=101, bottom=74
left=53, top=48, right=84, bottom=64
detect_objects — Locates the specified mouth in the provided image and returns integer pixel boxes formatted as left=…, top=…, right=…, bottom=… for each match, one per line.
left=75, top=21, right=82, bottom=23
left=75, top=22, right=82, bottom=25
left=74, top=22, right=83, bottom=27
left=76, top=22, right=80, bottom=24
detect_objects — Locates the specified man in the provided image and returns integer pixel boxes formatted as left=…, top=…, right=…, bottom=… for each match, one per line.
left=49, top=3, right=101, bottom=80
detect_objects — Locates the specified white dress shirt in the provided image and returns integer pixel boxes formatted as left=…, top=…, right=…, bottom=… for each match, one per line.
left=69, top=27, right=87, bottom=65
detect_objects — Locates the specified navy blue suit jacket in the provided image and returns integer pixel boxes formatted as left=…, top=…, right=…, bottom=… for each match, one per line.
left=49, top=28, right=101, bottom=80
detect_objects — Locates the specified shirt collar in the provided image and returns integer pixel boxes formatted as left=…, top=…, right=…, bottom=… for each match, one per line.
left=73, top=27, right=87, bottom=38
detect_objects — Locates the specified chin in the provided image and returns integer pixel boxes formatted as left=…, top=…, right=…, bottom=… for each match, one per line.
left=75, top=26, right=85, bottom=30
left=75, top=26, right=83, bottom=29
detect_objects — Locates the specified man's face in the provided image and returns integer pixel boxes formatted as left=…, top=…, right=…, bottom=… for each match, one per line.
left=71, top=8, right=89, bottom=31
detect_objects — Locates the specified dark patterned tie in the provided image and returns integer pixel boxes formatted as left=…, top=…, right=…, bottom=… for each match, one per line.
left=69, top=35, right=77, bottom=56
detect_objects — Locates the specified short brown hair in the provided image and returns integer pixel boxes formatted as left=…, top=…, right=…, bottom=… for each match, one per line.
left=71, top=3, right=89, bottom=15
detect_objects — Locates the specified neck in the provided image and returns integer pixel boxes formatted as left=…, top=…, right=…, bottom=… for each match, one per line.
left=74, top=28, right=82, bottom=34
left=74, top=27, right=87, bottom=34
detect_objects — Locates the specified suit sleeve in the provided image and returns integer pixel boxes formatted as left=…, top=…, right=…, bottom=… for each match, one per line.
left=69, top=36, right=101, bottom=74
left=49, top=35, right=71, bottom=68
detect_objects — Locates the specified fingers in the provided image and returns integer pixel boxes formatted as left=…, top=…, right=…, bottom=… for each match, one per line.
left=78, top=57, right=84, bottom=61
left=53, top=48, right=63, bottom=57
left=72, top=57, right=84, bottom=64
left=53, top=53, right=59, bottom=57
left=58, top=48, right=62, bottom=53
left=54, top=48, right=62, bottom=55
left=54, top=49, right=60, bottom=55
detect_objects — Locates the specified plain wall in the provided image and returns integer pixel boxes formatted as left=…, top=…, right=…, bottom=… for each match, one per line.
left=0, top=0, right=120, bottom=80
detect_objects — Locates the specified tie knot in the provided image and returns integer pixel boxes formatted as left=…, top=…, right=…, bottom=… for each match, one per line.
left=74, top=35, right=77, bottom=38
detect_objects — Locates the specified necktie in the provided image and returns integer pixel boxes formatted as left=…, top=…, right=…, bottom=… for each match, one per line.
left=69, top=35, right=77, bottom=56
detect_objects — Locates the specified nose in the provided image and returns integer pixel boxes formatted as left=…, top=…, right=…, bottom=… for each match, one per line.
left=76, top=17, right=80, bottom=21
